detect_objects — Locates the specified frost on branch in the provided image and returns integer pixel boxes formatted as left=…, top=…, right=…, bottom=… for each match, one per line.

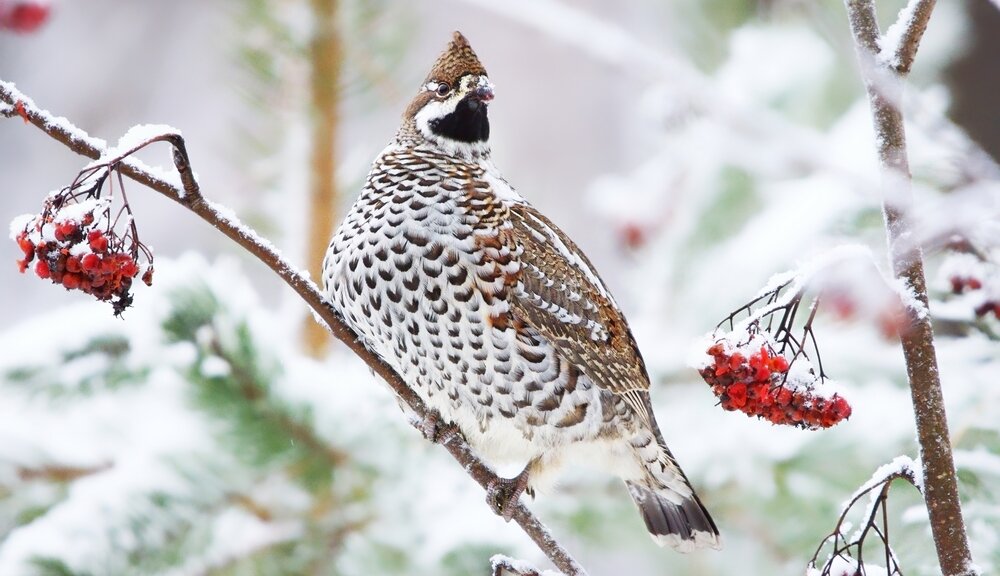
left=808, top=456, right=922, bottom=576
left=694, top=271, right=851, bottom=430
left=10, top=161, right=153, bottom=315
left=491, top=554, right=557, bottom=576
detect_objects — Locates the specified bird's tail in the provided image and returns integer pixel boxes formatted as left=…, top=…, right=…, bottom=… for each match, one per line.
left=624, top=421, right=721, bottom=552
left=625, top=477, right=721, bottom=552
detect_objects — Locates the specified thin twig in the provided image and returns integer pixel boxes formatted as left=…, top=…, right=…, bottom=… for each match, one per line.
left=808, top=466, right=917, bottom=575
left=0, top=81, right=587, bottom=576
left=890, top=0, right=937, bottom=75
left=842, top=2, right=975, bottom=575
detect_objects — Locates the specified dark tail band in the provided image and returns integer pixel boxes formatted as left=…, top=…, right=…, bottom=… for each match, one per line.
left=626, top=480, right=722, bottom=552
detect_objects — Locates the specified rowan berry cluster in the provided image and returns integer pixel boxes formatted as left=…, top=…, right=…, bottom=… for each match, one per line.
left=700, top=342, right=851, bottom=429
left=13, top=199, right=152, bottom=315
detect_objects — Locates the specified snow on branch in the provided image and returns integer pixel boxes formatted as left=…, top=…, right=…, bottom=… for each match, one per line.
left=878, top=0, right=936, bottom=74
left=492, top=554, right=561, bottom=576
left=807, top=456, right=921, bottom=576
left=0, top=80, right=587, bottom=576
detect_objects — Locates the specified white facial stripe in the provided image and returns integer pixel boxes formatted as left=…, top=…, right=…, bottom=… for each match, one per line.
left=413, top=74, right=493, bottom=159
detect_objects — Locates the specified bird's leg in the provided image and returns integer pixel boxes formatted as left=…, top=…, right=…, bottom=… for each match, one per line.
left=486, top=459, right=538, bottom=522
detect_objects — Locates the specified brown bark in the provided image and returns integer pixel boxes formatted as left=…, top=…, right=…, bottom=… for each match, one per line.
left=302, top=0, right=342, bottom=357
left=842, top=1, right=975, bottom=574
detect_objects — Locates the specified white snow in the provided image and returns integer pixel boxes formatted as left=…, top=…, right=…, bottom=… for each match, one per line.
left=8, top=213, right=34, bottom=240
left=843, top=455, right=923, bottom=512
left=54, top=196, right=110, bottom=224
left=111, top=123, right=182, bottom=157
left=491, top=553, right=562, bottom=576
left=200, top=355, right=232, bottom=378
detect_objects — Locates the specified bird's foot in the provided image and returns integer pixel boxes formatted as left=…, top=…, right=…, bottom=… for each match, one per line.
left=486, top=467, right=534, bottom=522
left=420, top=410, right=460, bottom=444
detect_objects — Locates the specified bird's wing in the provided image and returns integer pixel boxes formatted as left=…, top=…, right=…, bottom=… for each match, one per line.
left=502, top=202, right=653, bottom=413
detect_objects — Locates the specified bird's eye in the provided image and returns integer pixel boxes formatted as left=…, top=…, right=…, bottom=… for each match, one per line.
left=435, top=83, right=452, bottom=97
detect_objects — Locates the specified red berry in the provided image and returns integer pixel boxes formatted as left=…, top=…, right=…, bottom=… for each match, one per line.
left=770, top=356, right=789, bottom=372
left=0, top=2, right=50, bottom=33
left=98, top=258, right=113, bottom=274
left=728, top=383, right=748, bottom=408
left=62, top=272, right=81, bottom=290
left=832, top=396, right=851, bottom=419
left=88, top=230, right=108, bottom=252
left=729, top=353, right=745, bottom=370
left=968, top=278, right=982, bottom=291
left=119, top=257, right=138, bottom=277
left=949, top=276, right=964, bottom=294
left=34, top=259, right=50, bottom=279
left=714, top=356, right=732, bottom=377
left=752, top=383, right=769, bottom=401
left=65, top=256, right=81, bottom=273
left=55, top=221, right=77, bottom=239
left=769, top=406, right=787, bottom=425
left=141, top=267, right=153, bottom=286
left=620, top=223, right=646, bottom=250
left=81, top=253, right=100, bottom=271
left=16, top=232, right=33, bottom=256
left=754, top=366, right=770, bottom=381
left=16, top=258, right=28, bottom=273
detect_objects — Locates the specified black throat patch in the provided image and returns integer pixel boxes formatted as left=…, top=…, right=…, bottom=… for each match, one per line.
left=429, top=96, right=490, bottom=143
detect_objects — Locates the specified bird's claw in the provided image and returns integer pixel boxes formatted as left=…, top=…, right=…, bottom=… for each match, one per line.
left=420, top=410, right=459, bottom=444
left=486, top=471, right=533, bottom=522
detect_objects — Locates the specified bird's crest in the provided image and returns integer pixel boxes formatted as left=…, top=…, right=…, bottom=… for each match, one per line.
left=424, top=31, right=488, bottom=86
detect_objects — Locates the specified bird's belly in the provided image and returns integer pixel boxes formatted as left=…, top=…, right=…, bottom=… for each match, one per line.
left=325, top=218, right=609, bottom=469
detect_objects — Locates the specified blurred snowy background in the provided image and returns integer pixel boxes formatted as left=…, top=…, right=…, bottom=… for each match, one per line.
left=2, top=0, right=999, bottom=574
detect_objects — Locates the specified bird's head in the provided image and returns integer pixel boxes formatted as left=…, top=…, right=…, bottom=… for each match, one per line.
left=403, top=31, right=494, bottom=157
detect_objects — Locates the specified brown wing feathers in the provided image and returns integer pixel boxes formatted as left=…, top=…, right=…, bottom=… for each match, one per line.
left=504, top=204, right=652, bottom=404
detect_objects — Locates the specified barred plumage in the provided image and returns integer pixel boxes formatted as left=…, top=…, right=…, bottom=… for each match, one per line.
left=322, top=31, right=720, bottom=552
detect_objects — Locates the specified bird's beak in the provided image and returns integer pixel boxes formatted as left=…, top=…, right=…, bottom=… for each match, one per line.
left=472, top=76, right=494, bottom=103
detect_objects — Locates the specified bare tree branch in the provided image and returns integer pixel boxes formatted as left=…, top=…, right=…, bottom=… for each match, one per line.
left=889, top=0, right=937, bottom=75
left=0, top=80, right=588, bottom=576
left=841, top=2, right=976, bottom=575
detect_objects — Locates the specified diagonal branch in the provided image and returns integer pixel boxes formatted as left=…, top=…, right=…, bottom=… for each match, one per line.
left=842, top=2, right=976, bottom=575
left=0, top=80, right=588, bottom=576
